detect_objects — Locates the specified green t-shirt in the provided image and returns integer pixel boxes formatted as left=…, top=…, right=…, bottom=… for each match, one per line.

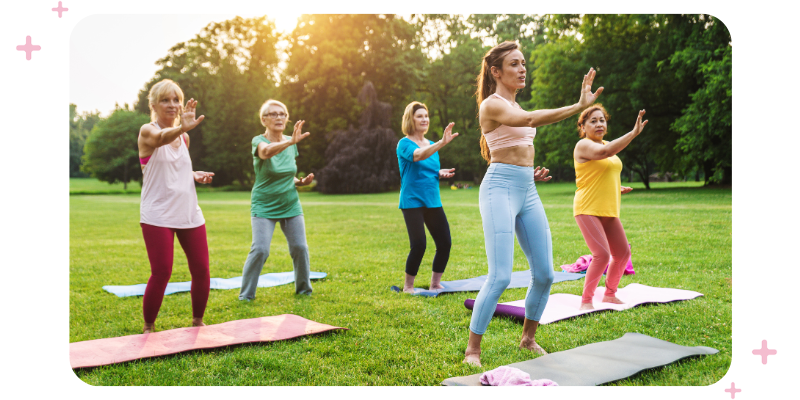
left=250, top=135, right=303, bottom=219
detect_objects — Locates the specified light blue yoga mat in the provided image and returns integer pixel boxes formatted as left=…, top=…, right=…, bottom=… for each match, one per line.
left=103, top=271, right=327, bottom=297
left=390, top=270, right=583, bottom=297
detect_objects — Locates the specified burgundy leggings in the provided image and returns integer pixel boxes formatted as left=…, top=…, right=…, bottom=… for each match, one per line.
left=140, top=223, right=210, bottom=324
left=574, top=215, right=631, bottom=303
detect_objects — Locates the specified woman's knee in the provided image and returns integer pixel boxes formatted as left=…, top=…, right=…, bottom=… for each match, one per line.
left=614, top=244, right=631, bottom=261
left=592, top=249, right=611, bottom=265
left=409, top=238, right=427, bottom=252
left=251, top=243, right=270, bottom=259
left=435, top=236, right=452, bottom=252
left=487, top=275, right=512, bottom=292
left=289, top=243, right=309, bottom=256
left=535, top=269, right=554, bottom=286
left=149, top=266, right=172, bottom=282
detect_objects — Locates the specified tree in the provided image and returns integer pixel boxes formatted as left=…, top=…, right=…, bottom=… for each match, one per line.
left=136, top=16, right=281, bottom=186
left=69, top=104, right=100, bottom=177
left=316, top=82, right=400, bottom=194
left=524, top=14, right=731, bottom=188
left=668, top=16, right=732, bottom=185
left=81, top=107, right=150, bottom=189
left=419, top=39, right=486, bottom=183
left=281, top=14, right=426, bottom=173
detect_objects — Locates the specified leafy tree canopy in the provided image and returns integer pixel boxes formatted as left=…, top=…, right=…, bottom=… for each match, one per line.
left=81, top=106, right=150, bottom=189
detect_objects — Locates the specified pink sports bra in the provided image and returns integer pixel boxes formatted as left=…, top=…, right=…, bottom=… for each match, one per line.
left=482, top=93, right=536, bottom=151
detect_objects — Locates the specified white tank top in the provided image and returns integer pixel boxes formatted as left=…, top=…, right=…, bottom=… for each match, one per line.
left=140, top=122, right=205, bottom=228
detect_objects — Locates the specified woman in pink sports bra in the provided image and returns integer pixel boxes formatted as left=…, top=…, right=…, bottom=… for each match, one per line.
left=463, top=41, right=604, bottom=367
left=136, top=79, right=215, bottom=334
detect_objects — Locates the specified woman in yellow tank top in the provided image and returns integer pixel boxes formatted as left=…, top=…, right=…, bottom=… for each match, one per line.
left=573, top=104, right=648, bottom=311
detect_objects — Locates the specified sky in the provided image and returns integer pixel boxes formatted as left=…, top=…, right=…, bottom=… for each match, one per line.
left=70, top=13, right=301, bottom=116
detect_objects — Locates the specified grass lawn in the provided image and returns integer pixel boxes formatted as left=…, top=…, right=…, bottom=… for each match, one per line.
left=70, top=180, right=730, bottom=385
left=70, top=177, right=141, bottom=194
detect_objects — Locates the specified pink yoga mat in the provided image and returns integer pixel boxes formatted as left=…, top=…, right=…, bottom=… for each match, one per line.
left=70, top=314, right=346, bottom=369
left=465, top=284, right=703, bottom=325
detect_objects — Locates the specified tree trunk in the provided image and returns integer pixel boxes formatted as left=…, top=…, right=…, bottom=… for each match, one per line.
left=634, top=166, right=651, bottom=190
left=123, top=164, right=128, bottom=190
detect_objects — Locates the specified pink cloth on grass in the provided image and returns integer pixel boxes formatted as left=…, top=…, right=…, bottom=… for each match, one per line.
left=479, top=366, right=559, bottom=386
left=560, top=244, right=635, bottom=275
left=560, top=255, right=593, bottom=273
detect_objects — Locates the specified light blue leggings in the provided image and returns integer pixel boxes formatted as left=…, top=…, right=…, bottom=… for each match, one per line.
left=469, top=163, right=554, bottom=335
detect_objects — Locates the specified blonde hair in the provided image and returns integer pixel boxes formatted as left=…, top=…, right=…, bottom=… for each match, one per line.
left=476, top=41, right=520, bottom=164
left=148, top=79, right=184, bottom=127
left=401, top=102, right=428, bottom=136
left=259, top=99, right=290, bottom=127
left=577, top=104, right=610, bottom=138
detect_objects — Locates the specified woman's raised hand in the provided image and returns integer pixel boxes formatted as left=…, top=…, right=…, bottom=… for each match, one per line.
left=621, top=186, right=633, bottom=194
left=291, top=120, right=311, bottom=144
left=577, top=68, right=604, bottom=108
left=533, top=166, right=552, bottom=182
left=180, top=99, right=205, bottom=132
left=439, top=123, right=459, bottom=146
left=439, top=168, right=456, bottom=179
left=632, top=110, right=649, bottom=136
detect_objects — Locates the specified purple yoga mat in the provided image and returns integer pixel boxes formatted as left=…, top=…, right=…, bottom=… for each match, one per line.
left=464, top=283, right=703, bottom=324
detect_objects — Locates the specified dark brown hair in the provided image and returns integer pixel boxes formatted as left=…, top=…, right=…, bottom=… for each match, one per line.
left=476, top=41, right=520, bottom=164
left=577, top=104, right=610, bottom=138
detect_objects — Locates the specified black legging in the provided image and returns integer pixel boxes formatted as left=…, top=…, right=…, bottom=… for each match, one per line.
left=401, top=207, right=452, bottom=276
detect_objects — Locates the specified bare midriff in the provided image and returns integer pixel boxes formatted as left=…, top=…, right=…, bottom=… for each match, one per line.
left=490, top=145, right=535, bottom=167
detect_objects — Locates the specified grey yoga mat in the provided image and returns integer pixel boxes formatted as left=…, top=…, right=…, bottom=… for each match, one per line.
left=103, top=271, right=327, bottom=297
left=390, top=270, right=584, bottom=297
left=441, top=332, right=718, bottom=386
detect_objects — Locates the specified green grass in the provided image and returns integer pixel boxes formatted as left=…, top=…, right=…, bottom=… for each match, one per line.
left=70, top=181, right=731, bottom=385
left=70, top=177, right=142, bottom=194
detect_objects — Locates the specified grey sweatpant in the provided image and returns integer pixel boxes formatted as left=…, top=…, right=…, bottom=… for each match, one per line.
left=239, top=215, right=313, bottom=300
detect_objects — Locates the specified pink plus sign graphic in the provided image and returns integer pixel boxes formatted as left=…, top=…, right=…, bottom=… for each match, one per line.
left=752, top=340, right=777, bottom=364
left=52, top=1, right=68, bottom=18
left=16, top=36, right=41, bottom=60
left=724, top=382, right=741, bottom=399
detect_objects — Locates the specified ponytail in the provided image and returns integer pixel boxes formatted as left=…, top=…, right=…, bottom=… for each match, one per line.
left=475, top=41, right=519, bottom=164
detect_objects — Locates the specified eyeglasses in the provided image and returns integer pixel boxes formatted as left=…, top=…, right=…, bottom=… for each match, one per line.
left=264, top=112, right=288, bottom=119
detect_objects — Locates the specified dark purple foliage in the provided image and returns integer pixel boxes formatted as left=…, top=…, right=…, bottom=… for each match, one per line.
left=316, top=82, right=400, bottom=194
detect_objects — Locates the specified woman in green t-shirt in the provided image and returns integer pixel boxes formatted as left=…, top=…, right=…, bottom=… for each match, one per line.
left=239, top=99, right=315, bottom=301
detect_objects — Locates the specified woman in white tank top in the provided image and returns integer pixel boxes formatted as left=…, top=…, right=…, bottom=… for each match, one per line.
left=136, top=79, right=215, bottom=334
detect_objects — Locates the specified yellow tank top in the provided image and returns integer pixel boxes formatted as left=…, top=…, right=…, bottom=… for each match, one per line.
left=573, top=140, right=622, bottom=217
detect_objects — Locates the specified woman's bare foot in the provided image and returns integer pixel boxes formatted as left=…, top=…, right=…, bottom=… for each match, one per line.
left=430, top=272, right=444, bottom=290
left=143, top=322, right=155, bottom=334
left=463, top=330, right=483, bottom=367
left=463, top=351, right=482, bottom=367
left=519, top=337, right=547, bottom=355
left=520, top=318, right=547, bottom=354
left=403, top=273, right=416, bottom=294
left=602, top=296, right=624, bottom=304
left=579, top=302, right=594, bottom=310
left=192, top=317, right=206, bottom=327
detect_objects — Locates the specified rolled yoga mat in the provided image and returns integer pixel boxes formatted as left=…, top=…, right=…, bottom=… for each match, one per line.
left=70, top=314, right=346, bottom=369
left=442, top=332, right=718, bottom=386
left=464, top=283, right=703, bottom=324
left=390, top=270, right=584, bottom=297
left=103, top=271, right=328, bottom=297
